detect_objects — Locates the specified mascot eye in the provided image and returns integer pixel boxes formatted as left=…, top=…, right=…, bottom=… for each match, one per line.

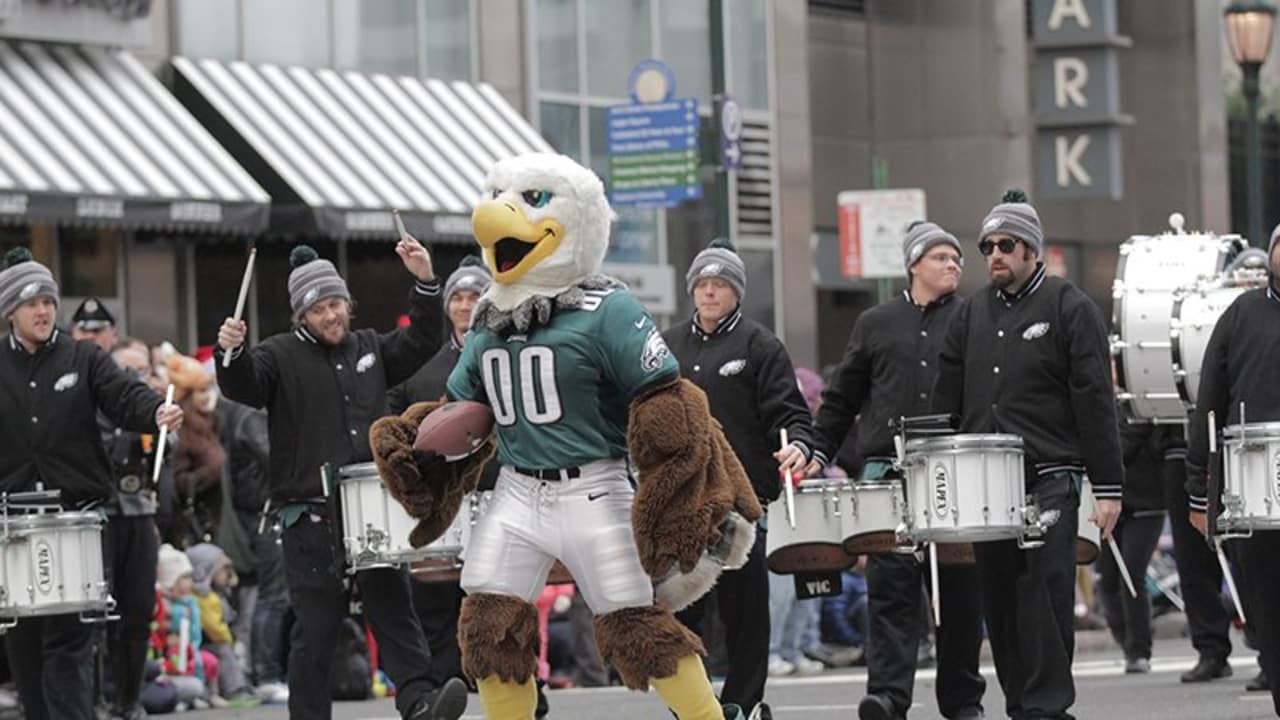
left=521, top=190, right=553, bottom=208
left=491, top=189, right=501, bottom=199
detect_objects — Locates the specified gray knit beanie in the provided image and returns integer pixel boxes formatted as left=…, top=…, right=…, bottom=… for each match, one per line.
left=0, top=248, right=59, bottom=319
left=979, top=189, right=1044, bottom=255
left=686, top=238, right=747, bottom=300
left=1269, top=223, right=1280, bottom=259
left=902, top=220, right=962, bottom=271
left=287, top=245, right=350, bottom=317
left=444, top=255, right=491, bottom=303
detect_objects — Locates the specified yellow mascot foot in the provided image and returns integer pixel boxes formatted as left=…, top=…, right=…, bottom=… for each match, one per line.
left=476, top=675, right=537, bottom=720
left=650, top=654, right=725, bottom=720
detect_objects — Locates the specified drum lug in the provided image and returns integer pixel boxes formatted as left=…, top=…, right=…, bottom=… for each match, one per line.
left=0, top=615, right=15, bottom=635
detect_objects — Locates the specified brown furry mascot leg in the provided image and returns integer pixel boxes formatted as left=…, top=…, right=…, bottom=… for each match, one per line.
left=594, top=605, right=724, bottom=720
left=459, top=593, right=539, bottom=720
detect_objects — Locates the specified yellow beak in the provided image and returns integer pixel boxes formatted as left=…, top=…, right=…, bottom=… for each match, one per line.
left=471, top=200, right=565, bottom=285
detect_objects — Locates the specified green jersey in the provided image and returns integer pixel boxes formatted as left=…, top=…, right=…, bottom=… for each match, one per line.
left=447, top=288, right=678, bottom=468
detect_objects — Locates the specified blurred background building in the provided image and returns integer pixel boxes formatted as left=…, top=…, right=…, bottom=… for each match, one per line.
left=0, top=0, right=1250, bottom=369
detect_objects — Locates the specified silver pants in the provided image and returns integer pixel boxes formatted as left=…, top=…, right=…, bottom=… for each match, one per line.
left=460, top=459, right=653, bottom=615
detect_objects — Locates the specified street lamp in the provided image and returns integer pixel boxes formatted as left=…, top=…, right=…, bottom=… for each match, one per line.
left=1225, top=1, right=1277, bottom=247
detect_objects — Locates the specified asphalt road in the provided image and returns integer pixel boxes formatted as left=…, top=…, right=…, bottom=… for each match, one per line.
left=187, top=636, right=1274, bottom=720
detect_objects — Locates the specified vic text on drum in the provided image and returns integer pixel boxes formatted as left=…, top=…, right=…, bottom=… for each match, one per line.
left=807, top=220, right=986, bottom=720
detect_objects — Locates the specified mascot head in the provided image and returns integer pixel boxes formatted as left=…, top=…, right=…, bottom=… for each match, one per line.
left=471, top=153, right=615, bottom=310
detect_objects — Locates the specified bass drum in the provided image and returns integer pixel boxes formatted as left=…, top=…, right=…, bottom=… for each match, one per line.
left=1171, top=273, right=1268, bottom=410
left=1111, top=228, right=1243, bottom=422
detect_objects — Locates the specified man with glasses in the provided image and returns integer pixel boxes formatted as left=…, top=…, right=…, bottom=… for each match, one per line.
left=932, top=190, right=1123, bottom=720
left=800, top=221, right=986, bottom=720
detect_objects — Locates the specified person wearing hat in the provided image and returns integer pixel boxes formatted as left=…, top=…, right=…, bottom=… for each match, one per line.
left=0, top=248, right=183, bottom=720
left=663, top=238, right=816, bottom=719
left=1185, top=223, right=1280, bottom=716
left=71, top=296, right=118, bottom=352
left=931, top=191, right=1123, bottom=720
left=215, top=239, right=467, bottom=720
left=799, top=221, right=985, bottom=720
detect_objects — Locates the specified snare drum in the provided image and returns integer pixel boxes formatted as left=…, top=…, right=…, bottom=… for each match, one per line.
left=1220, top=423, right=1280, bottom=531
left=1171, top=276, right=1267, bottom=410
left=0, top=511, right=113, bottom=619
left=1112, top=231, right=1243, bottom=421
left=1076, top=483, right=1100, bottom=565
left=902, top=434, right=1027, bottom=543
left=840, top=479, right=911, bottom=556
left=766, top=479, right=855, bottom=574
left=339, top=462, right=440, bottom=570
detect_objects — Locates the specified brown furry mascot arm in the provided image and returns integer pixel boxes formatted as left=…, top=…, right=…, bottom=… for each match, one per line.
left=627, top=379, right=762, bottom=579
left=371, top=399, right=496, bottom=548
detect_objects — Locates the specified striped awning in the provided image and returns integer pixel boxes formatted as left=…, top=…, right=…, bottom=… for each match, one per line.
left=171, top=57, right=554, bottom=242
left=0, top=42, right=269, bottom=233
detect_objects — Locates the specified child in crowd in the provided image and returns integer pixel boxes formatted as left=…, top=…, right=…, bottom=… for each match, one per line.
left=146, top=544, right=217, bottom=712
left=187, top=543, right=260, bottom=707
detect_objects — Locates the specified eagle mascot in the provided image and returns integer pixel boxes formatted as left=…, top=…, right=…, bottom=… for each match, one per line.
left=370, top=153, right=761, bottom=720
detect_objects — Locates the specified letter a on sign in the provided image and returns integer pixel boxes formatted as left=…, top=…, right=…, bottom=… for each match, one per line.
left=1056, top=135, right=1092, bottom=187
left=1048, top=0, right=1091, bottom=30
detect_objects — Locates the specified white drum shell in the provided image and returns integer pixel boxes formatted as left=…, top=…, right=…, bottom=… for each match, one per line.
left=1221, top=423, right=1280, bottom=531
left=1172, top=280, right=1262, bottom=409
left=339, top=463, right=440, bottom=569
left=1112, top=233, right=1239, bottom=421
left=840, top=479, right=910, bottom=555
left=766, top=480, right=853, bottom=574
left=903, top=435, right=1026, bottom=543
left=0, top=512, right=111, bottom=617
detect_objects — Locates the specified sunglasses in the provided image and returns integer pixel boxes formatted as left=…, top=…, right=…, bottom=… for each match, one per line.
left=978, top=237, right=1019, bottom=256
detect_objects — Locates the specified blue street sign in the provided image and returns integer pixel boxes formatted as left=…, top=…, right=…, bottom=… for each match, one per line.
left=607, top=97, right=701, bottom=209
left=718, top=96, right=743, bottom=171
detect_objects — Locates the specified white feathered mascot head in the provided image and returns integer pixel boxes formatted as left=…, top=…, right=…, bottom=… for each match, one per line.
left=470, top=153, right=616, bottom=314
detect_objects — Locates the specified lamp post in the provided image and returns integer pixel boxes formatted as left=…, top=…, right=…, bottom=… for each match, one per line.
left=1225, top=1, right=1277, bottom=247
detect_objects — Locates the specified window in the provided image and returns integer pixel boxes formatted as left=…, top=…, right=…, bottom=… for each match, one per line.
left=58, top=228, right=119, bottom=298
left=425, top=0, right=472, bottom=80
left=335, top=0, right=419, bottom=76
left=584, top=0, right=652, bottom=97
left=536, top=0, right=578, bottom=92
left=173, top=0, right=239, bottom=61
left=539, top=102, right=582, bottom=159
left=242, top=0, right=333, bottom=67
left=658, top=0, right=711, bottom=103
left=730, top=0, right=769, bottom=110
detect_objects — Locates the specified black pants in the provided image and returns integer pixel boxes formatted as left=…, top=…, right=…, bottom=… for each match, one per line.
left=865, top=552, right=985, bottom=718
left=1096, top=510, right=1163, bottom=661
left=410, top=579, right=465, bottom=687
left=5, top=613, right=95, bottom=720
left=1162, top=456, right=1232, bottom=662
left=1233, top=531, right=1280, bottom=715
left=104, top=514, right=159, bottom=711
left=677, top=525, right=769, bottom=713
left=282, top=514, right=435, bottom=720
left=974, top=472, right=1078, bottom=720
left=249, top=522, right=288, bottom=685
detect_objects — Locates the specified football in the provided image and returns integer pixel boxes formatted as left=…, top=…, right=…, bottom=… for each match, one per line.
left=413, top=401, right=495, bottom=461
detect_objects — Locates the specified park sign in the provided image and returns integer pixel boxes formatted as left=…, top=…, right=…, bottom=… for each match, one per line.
left=1030, top=0, right=1132, bottom=200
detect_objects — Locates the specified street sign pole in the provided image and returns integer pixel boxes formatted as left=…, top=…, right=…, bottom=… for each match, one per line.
left=710, top=0, right=731, bottom=242
left=873, top=157, right=893, bottom=304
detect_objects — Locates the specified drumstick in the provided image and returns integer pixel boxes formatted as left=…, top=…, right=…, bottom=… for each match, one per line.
left=1216, top=539, right=1247, bottom=623
left=1107, top=536, right=1138, bottom=599
left=929, top=542, right=942, bottom=628
left=223, top=245, right=257, bottom=368
left=780, top=429, right=796, bottom=530
left=151, top=384, right=175, bottom=486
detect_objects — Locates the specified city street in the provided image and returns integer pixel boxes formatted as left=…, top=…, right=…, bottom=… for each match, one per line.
left=192, top=637, right=1271, bottom=720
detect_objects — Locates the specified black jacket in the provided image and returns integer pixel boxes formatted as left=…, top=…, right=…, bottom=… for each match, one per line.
left=663, top=309, right=814, bottom=502
left=1118, top=417, right=1168, bottom=512
left=1186, top=286, right=1280, bottom=511
left=0, top=331, right=162, bottom=507
left=932, top=264, right=1123, bottom=498
left=216, top=281, right=442, bottom=504
left=813, top=291, right=962, bottom=466
left=388, top=334, right=461, bottom=415
left=215, top=399, right=271, bottom=515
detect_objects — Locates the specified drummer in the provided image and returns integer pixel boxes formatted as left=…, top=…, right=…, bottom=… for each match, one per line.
left=0, top=248, right=182, bottom=720
left=1186, top=224, right=1280, bottom=716
left=802, top=221, right=985, bottom=720
left=932, top=191, right=1123, bottom=720
left=215, top=242, right=467, bottom=720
